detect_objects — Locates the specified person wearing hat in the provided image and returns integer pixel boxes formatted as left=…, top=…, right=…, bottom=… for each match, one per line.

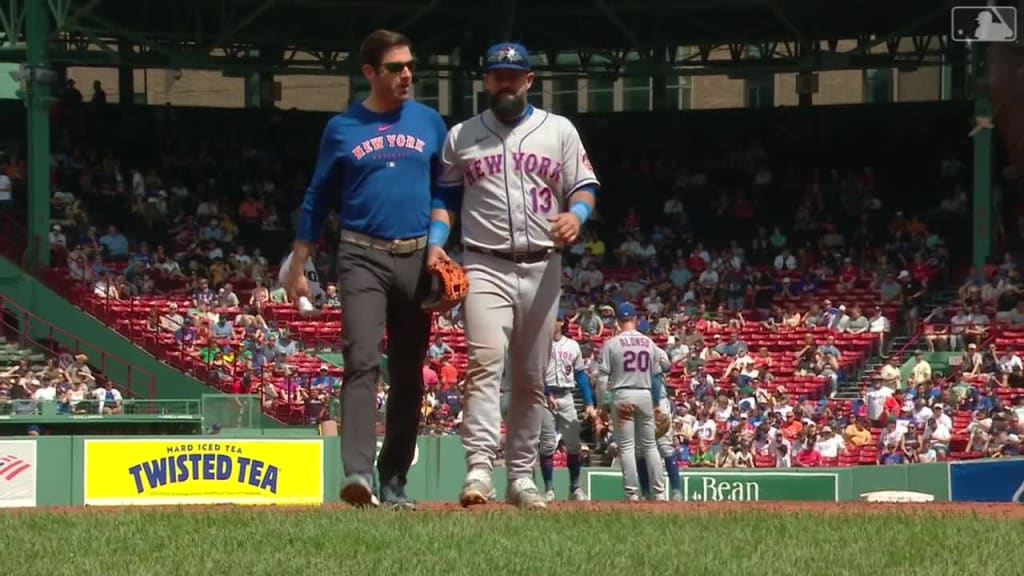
left=591, top=302, right=666, bottom=501
left=634, top=319, right=682, bottom=501
left=428, top=40, right=599, bottom=510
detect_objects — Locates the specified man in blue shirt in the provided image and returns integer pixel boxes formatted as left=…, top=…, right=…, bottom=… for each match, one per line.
left=282, top=29, right=447, bottom=511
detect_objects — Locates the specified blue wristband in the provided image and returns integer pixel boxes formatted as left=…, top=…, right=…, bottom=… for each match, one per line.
left=428, top=220, right=450, bottom=248
left=569, top=201, right=591, bottom=225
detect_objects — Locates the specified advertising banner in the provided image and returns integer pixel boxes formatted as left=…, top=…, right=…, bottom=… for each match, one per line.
left=950, top=459, right=1024, bottom=503
left=0, top=440, right=37, bottom=508
left=83, top=438, right=323, bottom=506
left=587, top=470, right=840, bottom=502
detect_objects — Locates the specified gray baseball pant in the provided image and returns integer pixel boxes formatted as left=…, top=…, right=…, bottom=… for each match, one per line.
left=460, top=251, right=562, bottom=480
left=612, top=388, right=664, bottom=498
left=539, top=391, right=581, bottom=456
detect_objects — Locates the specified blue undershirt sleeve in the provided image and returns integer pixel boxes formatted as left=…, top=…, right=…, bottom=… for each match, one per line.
left=575, top=370, right=594, bottom=406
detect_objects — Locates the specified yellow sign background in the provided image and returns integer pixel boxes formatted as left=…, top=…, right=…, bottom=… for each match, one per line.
left=83, top=439, right=324, bottom=506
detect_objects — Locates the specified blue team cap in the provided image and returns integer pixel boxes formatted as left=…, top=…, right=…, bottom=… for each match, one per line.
left=483, top=42, right=531, bottom=72
left=616, top=302, right=636, bottom=320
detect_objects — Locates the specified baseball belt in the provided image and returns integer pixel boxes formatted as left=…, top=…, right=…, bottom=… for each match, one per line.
left=340, top=230, right=427, bottom=255
left=466, top=246, right=552, bottom=264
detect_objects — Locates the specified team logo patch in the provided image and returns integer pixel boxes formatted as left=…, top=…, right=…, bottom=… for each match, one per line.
left=581, top=151, right=593, bottom=172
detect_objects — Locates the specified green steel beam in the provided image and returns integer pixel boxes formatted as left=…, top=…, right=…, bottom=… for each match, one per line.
left=0, top=0, right=27, bottom=49
left=25, top=0, right=51, bottom=269
left=970, top=45, right=993, bottom=272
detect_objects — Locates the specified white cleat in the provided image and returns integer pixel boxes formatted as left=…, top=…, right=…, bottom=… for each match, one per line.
left=543, top=489, right=556, bottom=503
left=506, top=477, right=547, bottom=510
left=570, top=487, right=588, bottom=502
left=459, top=467, right=496, bottom=508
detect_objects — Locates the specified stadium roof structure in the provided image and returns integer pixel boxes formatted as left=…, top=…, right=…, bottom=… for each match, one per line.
left=0, top=0, right=964, bottom=77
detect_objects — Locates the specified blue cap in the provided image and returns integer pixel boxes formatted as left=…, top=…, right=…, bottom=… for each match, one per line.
left=483, top=43, right=531, bottom=72
left=556, top=309, right=566, bottom=321
left=616, top=302, right=636, bottom=320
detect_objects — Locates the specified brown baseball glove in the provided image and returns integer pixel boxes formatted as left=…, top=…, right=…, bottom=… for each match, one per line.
left=655, top=410, right=671, bottom=438
left=422, top=260, right=468, bottom=313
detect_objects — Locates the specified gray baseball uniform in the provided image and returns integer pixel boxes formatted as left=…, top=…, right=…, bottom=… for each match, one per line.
left=539, top=335, right=585, bottom=457
left=652, top=346, right=675, bottom=458
left=437, top=107, right=599, bottom=480
left=597, top=329, right=665, bottom=499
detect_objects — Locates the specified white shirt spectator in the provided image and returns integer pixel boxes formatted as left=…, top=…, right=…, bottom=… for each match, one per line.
left=693, top=419, right=716, bottom=441
left=664, top=196, right=684, bottom=215
left=0, top=173, right=11, bottom=202
left=869, top=313, right=890, bottom=333
left=774, top=252, right=797, bottom=271
left=998, top=353, right=1023, bottom=373
left=698, top=269, right=719, bottom=288
left=130, top=170, right=145, bottom=196
left=880, top=426, right=904, bottom=447
left=32, top=384, right=57, bottom=401
left=927, top=423, right=952, bottom=444
left=912, top=405, right=934, bottom=427
left=814, top=434, right=845, bottom=458
left=636, top=242, right=657, bottom=261
left=864, top=385, right=894, bottom=420
left=92, top=386, right=123, bottom=412
left=48, top=227, right=67, bottom=248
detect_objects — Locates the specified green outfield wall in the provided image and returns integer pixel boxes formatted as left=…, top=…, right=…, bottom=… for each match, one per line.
left=0, top=434, right=977, bottom=508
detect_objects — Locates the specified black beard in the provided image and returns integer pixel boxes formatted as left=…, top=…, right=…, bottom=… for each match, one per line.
left=489, top=91, right=526, bottom=121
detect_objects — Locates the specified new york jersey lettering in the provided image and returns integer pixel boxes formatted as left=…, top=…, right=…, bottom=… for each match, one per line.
left=351, top=133, right=428, bottom=160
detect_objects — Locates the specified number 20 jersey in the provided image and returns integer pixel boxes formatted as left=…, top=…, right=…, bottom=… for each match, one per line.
left=598, top=329, right=664, bottom=392
left=436, top=107, right=599, bottom=253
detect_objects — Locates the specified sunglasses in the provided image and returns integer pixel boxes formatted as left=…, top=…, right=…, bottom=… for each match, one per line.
left=381, top=60, right=416, bottom=74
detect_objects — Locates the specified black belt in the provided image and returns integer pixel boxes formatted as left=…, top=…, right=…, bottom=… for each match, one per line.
left=467, top=246, right=552, bottom=264
left=548, top=388, right=573, bottom=396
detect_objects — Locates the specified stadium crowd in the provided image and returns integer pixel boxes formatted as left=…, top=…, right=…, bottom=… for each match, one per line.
left=2, top=77, right=1022, bottom=466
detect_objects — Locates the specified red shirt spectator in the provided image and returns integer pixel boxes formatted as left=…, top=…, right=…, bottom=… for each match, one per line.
left=795, top=447, right=823, bottom=467
left=422, top=363, right=439, bottom=389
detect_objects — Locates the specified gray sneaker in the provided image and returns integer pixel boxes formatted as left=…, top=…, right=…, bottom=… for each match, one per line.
left=671, top=490, right=684, bottom=502
left=506, top=477, right=547, bottom=510
left=459, top=467, right=495, bottom=507
left=379, top=478, right=416, bottom=511
left=340, top=473, right=379, bottom=508
left=543, top=489, right=555, bottom=503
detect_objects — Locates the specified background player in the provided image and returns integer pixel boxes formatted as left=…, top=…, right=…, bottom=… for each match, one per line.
left=282, top=29, right=447, bottom=510
left=595, top=303, right=665, bottom=502
left=636, top=338, right=683, bottom=501
left=538, top=310, right=596, bottom=502
left=426, top=42, right=599, bottom=509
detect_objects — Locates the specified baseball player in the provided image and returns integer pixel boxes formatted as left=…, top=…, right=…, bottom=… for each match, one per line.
left=282, top=30, right=447, bottom=510
left=538, top=310, right=596, bottom=502
left=636, top=338, right=684, bottom=501
left=426, top=41, right=599, bottom=509
left=595, top=303, right=665, bottom=502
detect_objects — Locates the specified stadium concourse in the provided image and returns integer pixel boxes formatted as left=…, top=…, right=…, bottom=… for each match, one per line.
left=1, top=76, right=1022, bottom=471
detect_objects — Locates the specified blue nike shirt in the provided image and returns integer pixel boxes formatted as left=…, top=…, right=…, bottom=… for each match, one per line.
left=296, top=100, right=448, bottom=242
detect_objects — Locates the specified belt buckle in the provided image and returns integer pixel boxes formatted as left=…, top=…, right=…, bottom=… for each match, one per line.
left=389, top=239, right=405, bottom=254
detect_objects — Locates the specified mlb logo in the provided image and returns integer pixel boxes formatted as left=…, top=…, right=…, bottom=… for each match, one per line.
left=951, top=6, right=1018, bottom=42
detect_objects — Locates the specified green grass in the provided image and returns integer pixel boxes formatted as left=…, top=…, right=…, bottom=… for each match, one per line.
left=3, top=508, right=1018, bottom=576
